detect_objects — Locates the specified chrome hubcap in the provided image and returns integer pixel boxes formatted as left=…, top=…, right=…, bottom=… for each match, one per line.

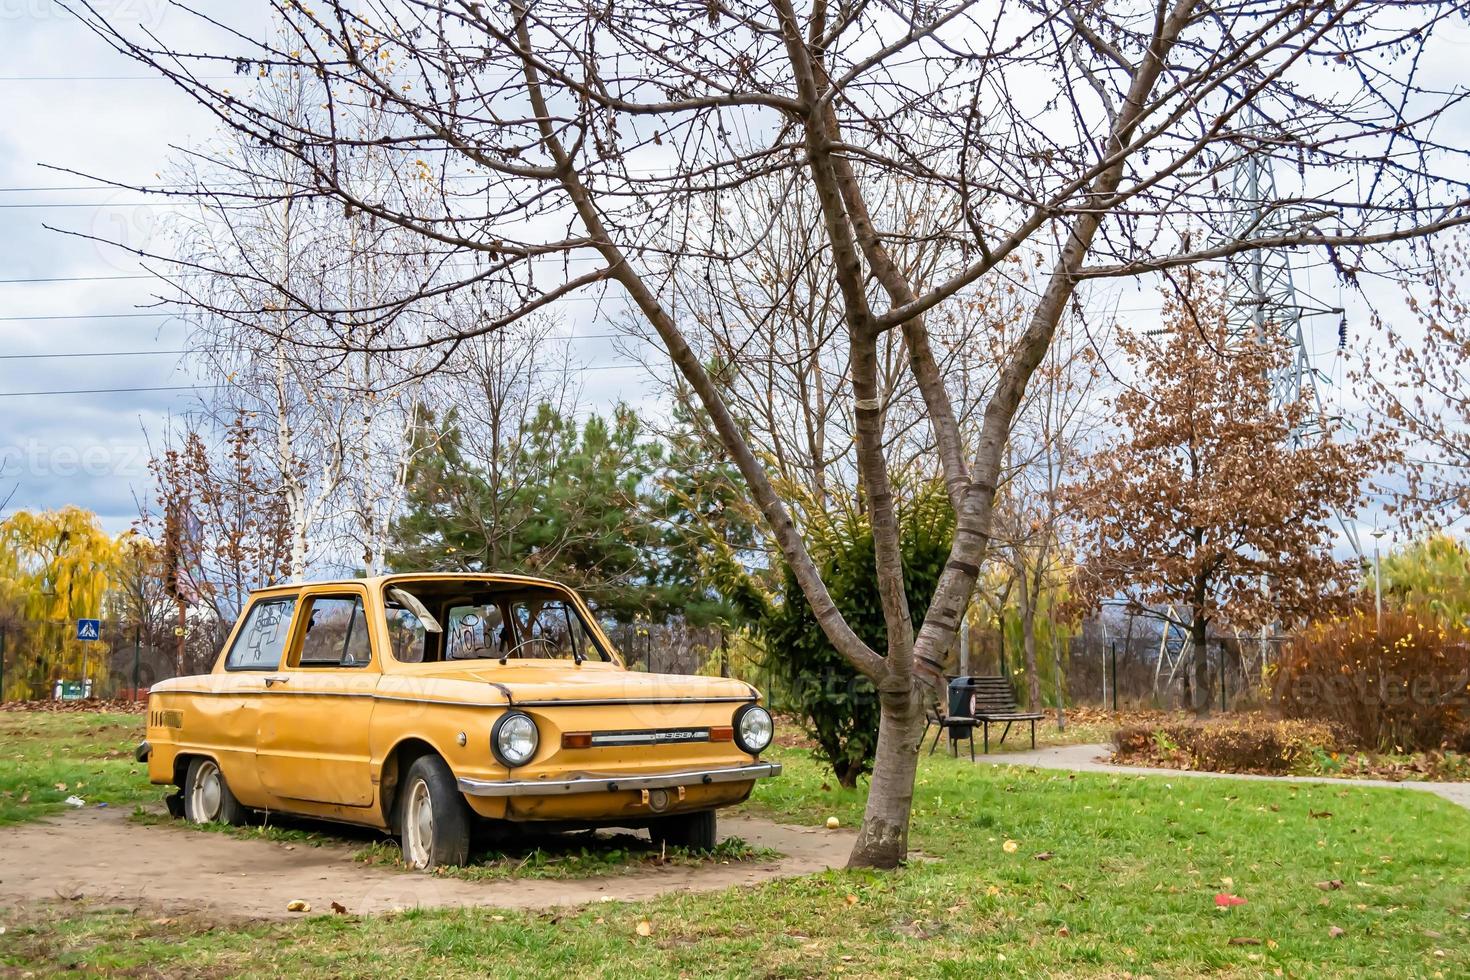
left=404, top=779, right=434, bottom=868
left=190, top=761, right=222, bottom=822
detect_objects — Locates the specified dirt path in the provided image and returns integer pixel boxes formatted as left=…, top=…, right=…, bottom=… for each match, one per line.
left=0, top=809, right=852, bottom=921
left=982, top=743, right=1470, bottom=812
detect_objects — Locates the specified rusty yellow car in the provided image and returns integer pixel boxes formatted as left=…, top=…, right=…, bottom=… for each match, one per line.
left=137, top=573, right=778, bottom=869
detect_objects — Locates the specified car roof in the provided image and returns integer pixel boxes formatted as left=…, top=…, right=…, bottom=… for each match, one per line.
left=245, top=571, right=569, bottom=599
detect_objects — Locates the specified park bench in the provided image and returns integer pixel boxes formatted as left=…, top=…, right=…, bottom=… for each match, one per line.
left=922, top=675, right=1045, bottom=759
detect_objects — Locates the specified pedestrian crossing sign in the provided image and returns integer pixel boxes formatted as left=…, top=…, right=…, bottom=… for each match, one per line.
left=76, top=619, right=101, bottom=642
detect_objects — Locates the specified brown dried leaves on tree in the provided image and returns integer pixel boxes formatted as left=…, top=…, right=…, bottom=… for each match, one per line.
left=1067, top=278, right=1391, bottom=712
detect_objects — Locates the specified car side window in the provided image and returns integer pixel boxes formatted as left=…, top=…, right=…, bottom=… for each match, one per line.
left=297, top=596, right=372, bottom=668
left=224, top=598, right=297, bottom=671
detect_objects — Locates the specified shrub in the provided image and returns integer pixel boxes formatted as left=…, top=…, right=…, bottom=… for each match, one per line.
left=1113, top=716, right=1344, bottom=774
left=1274, top=605, right=1470, bottom=752
left=708, top=480, right=955, bottom=788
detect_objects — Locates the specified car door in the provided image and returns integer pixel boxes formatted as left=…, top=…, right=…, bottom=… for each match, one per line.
left=255, top=586, right=381, bottom=807
left=199, top=594, right=300, bottom=807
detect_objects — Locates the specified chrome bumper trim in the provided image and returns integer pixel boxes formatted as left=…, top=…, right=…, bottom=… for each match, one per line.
left=135, top=740, right=151, bottom=763
left=457, top=761, right=781, bottom=797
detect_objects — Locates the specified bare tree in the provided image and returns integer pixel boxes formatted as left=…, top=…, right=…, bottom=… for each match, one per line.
left=144, top=414, right=294, bottom=655
left=66, top=0, right=1470, bottom=869
left=1361, top=229, right=1470, bottom=529
left=165, top=68, right=445, bottom=578
left=992, top=307, right=1105, bottom=715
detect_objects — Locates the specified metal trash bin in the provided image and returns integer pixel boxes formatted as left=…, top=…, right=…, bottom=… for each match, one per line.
left=947, top=675, right=978, bottom=720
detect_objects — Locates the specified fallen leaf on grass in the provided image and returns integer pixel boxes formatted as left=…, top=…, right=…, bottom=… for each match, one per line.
left=330, top=902, right=347, bottom=915
left=1056, top=926, right=1070, bottom=938
left=286, top=900, right=310, bottom=913
left=1002, top=840, right=1019, bottom=854
left=1033, top=851, right=1054, bottom=861
left=1310, top=810, right=1333, bottom=819
left=635, top=920, right=653, bottom=937
left=1228, top=937, right=1262, bottom=946
left=1329, top=926, right=1346, bottom=938
left=845, top=894, right=859, bottom=905
left=1315, top=880, right=1344, bottom=891
left=1215, top=893, right=1247, bottom=908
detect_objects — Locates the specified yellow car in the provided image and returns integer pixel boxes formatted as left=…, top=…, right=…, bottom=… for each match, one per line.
left=137, top=573, right=779, bottom=869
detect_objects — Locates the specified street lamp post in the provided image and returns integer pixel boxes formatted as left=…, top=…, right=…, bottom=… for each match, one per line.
left=1371, top=528, right=1387, bottom=634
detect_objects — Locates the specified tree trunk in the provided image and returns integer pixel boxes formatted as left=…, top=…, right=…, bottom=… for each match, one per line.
left=1051, top=629, right=1067, bottom=731
left=847, top=686, right=923, bottom=868
left=1018, top=569, right=1042, bottom=711
left=1190, top=608, right=1210, bottom=718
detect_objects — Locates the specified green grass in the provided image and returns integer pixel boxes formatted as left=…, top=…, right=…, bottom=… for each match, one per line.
left=0, top=710, right=161, bottom=824
left=3, top=712, right=1469, bottom=977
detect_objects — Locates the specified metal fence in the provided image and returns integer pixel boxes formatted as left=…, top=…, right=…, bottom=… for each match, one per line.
left=2, top=610, right=1282, bottom=712
left=0, top=617, right=191, bottom=703
left=0, top=613, right=731, bottom=704
left=1064, top=631, right=1287, bottom=711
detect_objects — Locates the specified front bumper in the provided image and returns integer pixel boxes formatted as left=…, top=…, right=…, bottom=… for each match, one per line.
left=457, top=761, right=781, bottom=797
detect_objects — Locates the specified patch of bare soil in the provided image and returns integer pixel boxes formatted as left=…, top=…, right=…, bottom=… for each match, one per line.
left=0, top=809, right=853, bottom=922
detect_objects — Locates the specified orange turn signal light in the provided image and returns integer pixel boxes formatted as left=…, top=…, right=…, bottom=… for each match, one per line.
left=710, top=726, right=734, bottom=742
left=562, top=732, right=592, bottom=749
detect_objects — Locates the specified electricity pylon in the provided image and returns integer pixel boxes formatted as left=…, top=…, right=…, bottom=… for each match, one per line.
left=1221, top=118, right=1364, bottom=559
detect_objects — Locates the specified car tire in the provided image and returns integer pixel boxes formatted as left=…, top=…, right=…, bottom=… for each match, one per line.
left=398, top=754, right=472, bottom=870
left=182, top=757, right=249, bottom=826
left=649, top=809, right=717, bottom=851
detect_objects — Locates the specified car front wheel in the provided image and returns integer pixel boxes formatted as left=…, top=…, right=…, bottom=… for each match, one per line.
left=182, top=757, right=248, bottom=825
left=398, top=754, right=472, bottom=870
left=649, top=809, right=717, bottom=851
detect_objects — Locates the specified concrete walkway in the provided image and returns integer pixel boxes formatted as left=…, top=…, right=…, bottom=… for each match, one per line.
left=978, top=742, right=1470, bottom=812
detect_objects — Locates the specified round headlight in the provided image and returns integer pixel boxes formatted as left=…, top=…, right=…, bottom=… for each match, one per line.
left=491, top=711, right=539, bottom=767
left=733, top=704, right=773, bottom=755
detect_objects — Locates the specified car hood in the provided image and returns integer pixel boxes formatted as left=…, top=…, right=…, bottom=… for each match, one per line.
left=402, top=662, right=757, bottom=705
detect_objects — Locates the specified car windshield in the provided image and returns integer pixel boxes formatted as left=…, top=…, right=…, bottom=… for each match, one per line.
left=383, top=580, right=610, bottom=664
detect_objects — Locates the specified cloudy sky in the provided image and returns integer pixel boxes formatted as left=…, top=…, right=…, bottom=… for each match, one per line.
left=0, top=1, right=661, bottom=534
left=0, top=1, right=1461, bottom=551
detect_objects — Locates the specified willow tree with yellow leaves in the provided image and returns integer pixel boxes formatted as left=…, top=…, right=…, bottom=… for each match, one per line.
left=0, top=508, right=119, bottom=698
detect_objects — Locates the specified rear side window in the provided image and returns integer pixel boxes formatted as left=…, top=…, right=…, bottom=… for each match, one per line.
left=297, top=596, right=372, bottom=668
left=385, top=607, right=427, bottom=663
left=224, top=598, right=297, bottom=671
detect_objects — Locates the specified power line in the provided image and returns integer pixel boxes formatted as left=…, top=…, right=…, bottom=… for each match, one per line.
left=0, top=383, right=216, bottom=398
left=0, top=360, right=648, bottom=398
left=0, top=349, right=186, bottom=360
left=0, top=75, right=239, bottom=82
left=0, top=274, right=153, bottom=284
left=0, top=313, right=166, bottom=322
left=0, top=333, right=631, bottom=358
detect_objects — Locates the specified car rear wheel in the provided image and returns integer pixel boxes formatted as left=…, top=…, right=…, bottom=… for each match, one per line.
left=399, top=755, right=471, bottom=870
left=182, top=757, right=248, bottom=826
left=649, top=809, right=717, bottom=851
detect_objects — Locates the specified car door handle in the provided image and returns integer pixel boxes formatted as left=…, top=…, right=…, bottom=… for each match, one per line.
left=264, top=676, right=289, bottom=687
